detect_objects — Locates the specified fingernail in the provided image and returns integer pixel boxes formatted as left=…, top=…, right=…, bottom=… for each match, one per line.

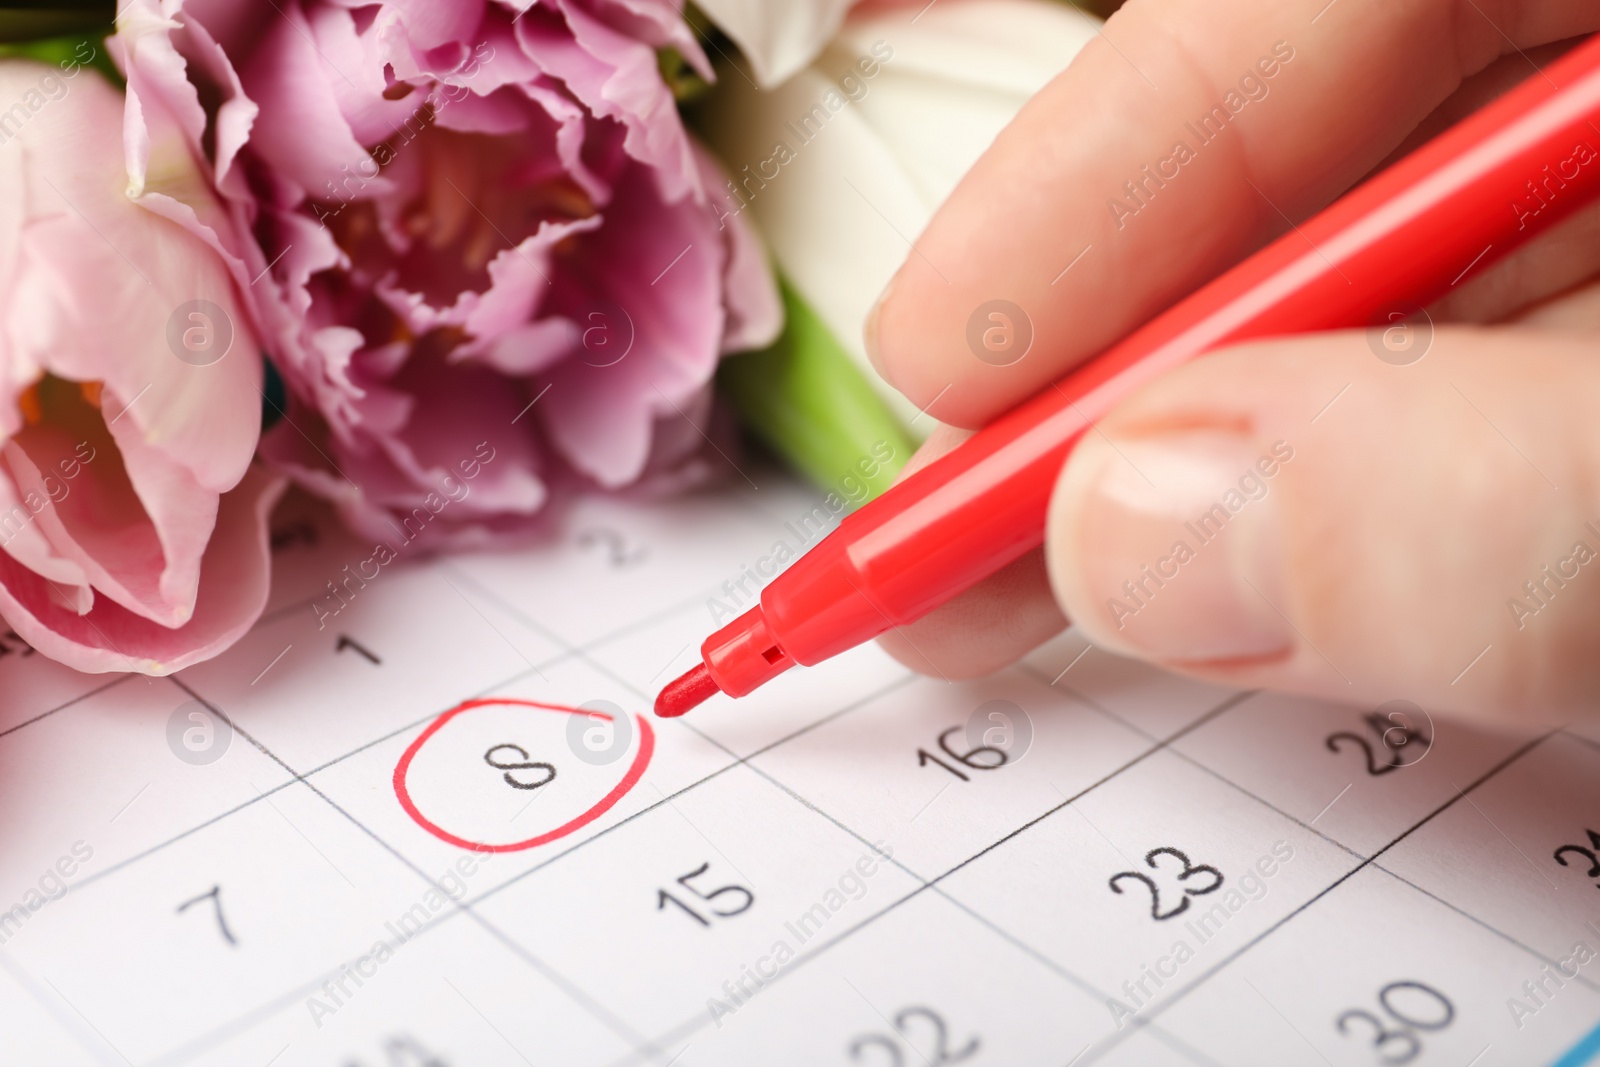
left=863, top=278, right=891, bottom=379
left=1075, top=429, right=1293, bottom=663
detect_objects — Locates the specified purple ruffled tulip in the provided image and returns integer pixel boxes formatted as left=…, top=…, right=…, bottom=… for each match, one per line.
left=117, top=0, right=780, bottom=547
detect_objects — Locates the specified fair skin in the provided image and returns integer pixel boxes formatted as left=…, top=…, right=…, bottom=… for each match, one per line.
left=867, top=0, right=1600, bottom=728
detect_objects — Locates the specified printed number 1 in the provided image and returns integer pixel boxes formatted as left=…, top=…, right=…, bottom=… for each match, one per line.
left=336, top=635, right=381, bottom=664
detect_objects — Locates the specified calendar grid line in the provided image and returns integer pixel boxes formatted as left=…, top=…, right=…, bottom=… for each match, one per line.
left=138, top=875, right=534, bottom=1067
left=0, top=944, right=121, bottom=1066
left=56, top=584, right=848, bottom=913
left=736, top=745, right=1230, bottom=1066
left=2, top=494, right=1590, bottom=1067
left=456, top=905, right=664, bottom=1058
left=142, top=651, right=920, bottom=1063
left=1161, top=738, right=1600, bottom=996
left=438, top=560, right=718, bottom=675
left=50, top=660, right=555, bottom=904
left=140, top=956, right=368, bottom=1067
left=601, top=878, right=940, bottom=1067
left=1021, top=662, right=1600, bottom=1024
left=246, top=560, right=716, bottom=652
left=1074, top=731, right=1558, bottom=1064
left=233, top=596, right=320, bottom=631
left=701, top=699, right=1249, bottom=1067
left=69, top=780, right=301, bottom=903
left=39, top=971, right=134, bottom=1066
left=107, top=662, right=918, bottom=1065
left=1015, top=661, right=1242, bottom=747
left=918, top=691, right=1254, bottom=889
left=167, top=678, right=662, bottom=1061
left=1026, top=678, right=1172, bottom=742
left=923, top=895, right=1230, bottom=1067
left=145, top=767, right=649, bottom=1067
left=612, top=687, right=1255, bottom=1064
left=0, top=674, right=131, bottom=743
left=403, top=575, right=1244, bottom=1066
left=152, top=621, right=1578, bottom=1067
left=459, top=670, right=919, bottom=912
left=681, top=721, right=1142, bottom=1007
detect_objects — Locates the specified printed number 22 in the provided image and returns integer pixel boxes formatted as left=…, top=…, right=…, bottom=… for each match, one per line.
left=850, top=1007, right=978, bottom=1066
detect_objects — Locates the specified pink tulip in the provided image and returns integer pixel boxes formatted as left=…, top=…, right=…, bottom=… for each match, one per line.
left=0, top=56, right=280, bottom=674
left=118, top=0, right=781, bottom=548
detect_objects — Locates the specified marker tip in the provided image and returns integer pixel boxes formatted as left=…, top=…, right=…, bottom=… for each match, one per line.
left=654, top=662, right=720, bottom=717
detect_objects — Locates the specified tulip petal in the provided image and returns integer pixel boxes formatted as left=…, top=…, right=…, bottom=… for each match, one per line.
left=0, top=464, right=283, bottom=675
left=0, top=57, right=269, bottom=673
left=697, top=0, right=1100, bottom=426
left=692, top=0, right=859, bottom=88
left=690, top=139, right=780, bottom=354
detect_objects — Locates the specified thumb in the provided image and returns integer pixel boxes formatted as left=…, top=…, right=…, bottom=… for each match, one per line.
left=1045, top=325, right=1600, bottom=728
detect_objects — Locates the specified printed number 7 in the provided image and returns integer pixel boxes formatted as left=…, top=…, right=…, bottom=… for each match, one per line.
left=656, top=862, right=754, bottom=927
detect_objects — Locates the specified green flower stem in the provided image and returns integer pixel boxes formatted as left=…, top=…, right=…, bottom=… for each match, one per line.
left=720, top=279, right=914, bottom=504
left=0, top=29, right=118, bottom=86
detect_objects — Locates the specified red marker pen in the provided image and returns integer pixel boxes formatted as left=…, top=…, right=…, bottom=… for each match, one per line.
left=657, top=34, right=1600, bottom=717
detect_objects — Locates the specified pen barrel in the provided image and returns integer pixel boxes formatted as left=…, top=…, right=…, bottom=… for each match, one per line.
left=764, top=399, right=1084, bottom=665
left=758, top=33, right=1600, bottom=671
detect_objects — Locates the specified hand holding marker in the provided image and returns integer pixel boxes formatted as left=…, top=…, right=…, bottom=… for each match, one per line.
left=659, top=30, right=1600, bottom=719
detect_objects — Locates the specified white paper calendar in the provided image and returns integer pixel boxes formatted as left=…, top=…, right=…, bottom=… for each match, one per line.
left=1, top=468, right=1598, bottom=1067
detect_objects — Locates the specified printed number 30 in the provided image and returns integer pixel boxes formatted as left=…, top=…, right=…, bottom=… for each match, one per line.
left=1336, top=980, right=1454, bottom=1066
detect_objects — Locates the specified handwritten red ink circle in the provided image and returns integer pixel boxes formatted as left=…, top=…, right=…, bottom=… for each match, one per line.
left=393, top=697, right=654, bottom=852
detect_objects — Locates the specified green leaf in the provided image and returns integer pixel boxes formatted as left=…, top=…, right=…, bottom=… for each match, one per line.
left=720, top=279, right=914, bottom=505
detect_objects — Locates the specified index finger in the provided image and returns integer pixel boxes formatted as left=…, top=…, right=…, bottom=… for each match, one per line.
left=868, top=0, right=1600, bottom=427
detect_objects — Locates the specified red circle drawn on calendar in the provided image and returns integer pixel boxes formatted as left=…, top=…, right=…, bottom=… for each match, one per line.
left=393, top=697, right=655, bottom=853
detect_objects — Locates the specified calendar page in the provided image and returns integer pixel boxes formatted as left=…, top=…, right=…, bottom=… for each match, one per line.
left=0, top=468, right=1597, bottom=1067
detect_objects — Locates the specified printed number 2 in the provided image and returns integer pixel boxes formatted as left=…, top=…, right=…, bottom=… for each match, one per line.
left=579, top=528, right=646, bottom=568
left=656, top=862, right=754, bottom=927
left=1554, top=829, right=1600, bottom=883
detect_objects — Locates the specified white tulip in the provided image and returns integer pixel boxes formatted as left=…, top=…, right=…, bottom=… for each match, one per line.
left=693, top=0, right=863, bottom=89
left=698, top=0, right=1102, bottom=427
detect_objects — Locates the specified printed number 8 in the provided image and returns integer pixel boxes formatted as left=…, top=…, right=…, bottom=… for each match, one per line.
left=484, top=743, right=556, bottom=791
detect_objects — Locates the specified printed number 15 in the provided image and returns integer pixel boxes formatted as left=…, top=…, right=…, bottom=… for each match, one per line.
left=656, top=862, right=754, bottom=927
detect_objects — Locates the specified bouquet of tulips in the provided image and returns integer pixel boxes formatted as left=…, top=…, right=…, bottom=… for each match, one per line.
left=0, top=0, right=1100, bottom=674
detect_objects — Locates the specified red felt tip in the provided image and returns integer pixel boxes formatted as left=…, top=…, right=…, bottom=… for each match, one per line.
left=655, top=662, right=720, bottom=717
